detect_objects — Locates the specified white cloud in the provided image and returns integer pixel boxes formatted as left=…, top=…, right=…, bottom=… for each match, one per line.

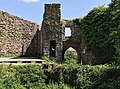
left=22, top=0, right=39, bottom=3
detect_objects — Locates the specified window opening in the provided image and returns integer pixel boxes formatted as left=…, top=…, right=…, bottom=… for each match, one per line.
left=65, top=27, right=71, bottom=37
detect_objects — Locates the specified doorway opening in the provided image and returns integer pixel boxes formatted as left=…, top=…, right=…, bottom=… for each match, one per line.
left=50, top=40, right=56, bottom=57
left=64, top=47, right=78, bottom=63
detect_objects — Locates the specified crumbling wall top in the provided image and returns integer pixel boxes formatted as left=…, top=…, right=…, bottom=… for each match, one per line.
left=45, top=3, right=61, bottom=9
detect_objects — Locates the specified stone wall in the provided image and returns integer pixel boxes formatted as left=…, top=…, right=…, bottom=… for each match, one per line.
left=41, top=4, right=63, bottom=61
left=0, top=11, right=39, bottom=57
left=61, top=20, right=82, bottom=63
left=62, top=20, right=95, bottom=64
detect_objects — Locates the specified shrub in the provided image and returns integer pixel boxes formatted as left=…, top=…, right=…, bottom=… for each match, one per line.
left=74, top=0, right=120, bottom=64
left=48, top=63, right=120, bottom=89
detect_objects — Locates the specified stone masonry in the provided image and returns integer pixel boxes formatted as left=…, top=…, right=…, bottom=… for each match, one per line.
left=0, top=11, right=39, bottom=57
left=41, top=4, right=63, bottom=61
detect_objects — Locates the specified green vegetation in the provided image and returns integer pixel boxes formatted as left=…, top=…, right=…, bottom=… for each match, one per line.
left=64, top=47, right=77, bottom=64
left=0, top=1, right=119, bottom=89
left=74, top=0, right=120, bottom=64
left=0, top=63, right=119, bottom=89
left=0, top=65, right=46, bottom=89
left=0, top=53, right=21, bottom=58
left=50, top=63, right=120, bottom=89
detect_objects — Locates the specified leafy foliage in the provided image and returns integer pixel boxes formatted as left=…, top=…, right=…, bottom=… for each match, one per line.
left=64, top=48, right=77, bottom=64
left=49, top=63, right=120, bottom=89
left=0, top=63, right=119, bottom=89
left=0, top=65, right=47, bottom=89
left=74, top=0, right=120, bottom=64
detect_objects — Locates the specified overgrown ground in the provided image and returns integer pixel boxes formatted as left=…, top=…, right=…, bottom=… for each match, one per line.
left=0, top=48, right=119, bottom=89
left=0, top=61, right=120, bottom=89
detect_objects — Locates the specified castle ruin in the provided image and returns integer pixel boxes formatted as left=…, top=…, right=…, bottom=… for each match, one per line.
left=0, top=4, right=95, bottom=64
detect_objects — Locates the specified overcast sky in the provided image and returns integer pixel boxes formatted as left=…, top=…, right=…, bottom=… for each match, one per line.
left=0, top=0, right=111, bottom=24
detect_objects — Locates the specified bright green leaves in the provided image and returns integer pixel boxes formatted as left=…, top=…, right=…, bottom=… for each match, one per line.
left=74, top=0, right=120, bottom=64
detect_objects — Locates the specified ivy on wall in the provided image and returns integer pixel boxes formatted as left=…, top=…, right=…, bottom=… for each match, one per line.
left=74, top=0, right=120, bottom=64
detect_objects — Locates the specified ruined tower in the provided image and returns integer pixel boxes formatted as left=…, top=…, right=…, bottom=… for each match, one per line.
left=41, top=4, right=63, bottom=61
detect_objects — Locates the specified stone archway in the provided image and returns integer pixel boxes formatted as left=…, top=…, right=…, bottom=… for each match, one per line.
left=61, top=20, right=82, bottom=63
left=63, top=40, right=82, bottom=63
